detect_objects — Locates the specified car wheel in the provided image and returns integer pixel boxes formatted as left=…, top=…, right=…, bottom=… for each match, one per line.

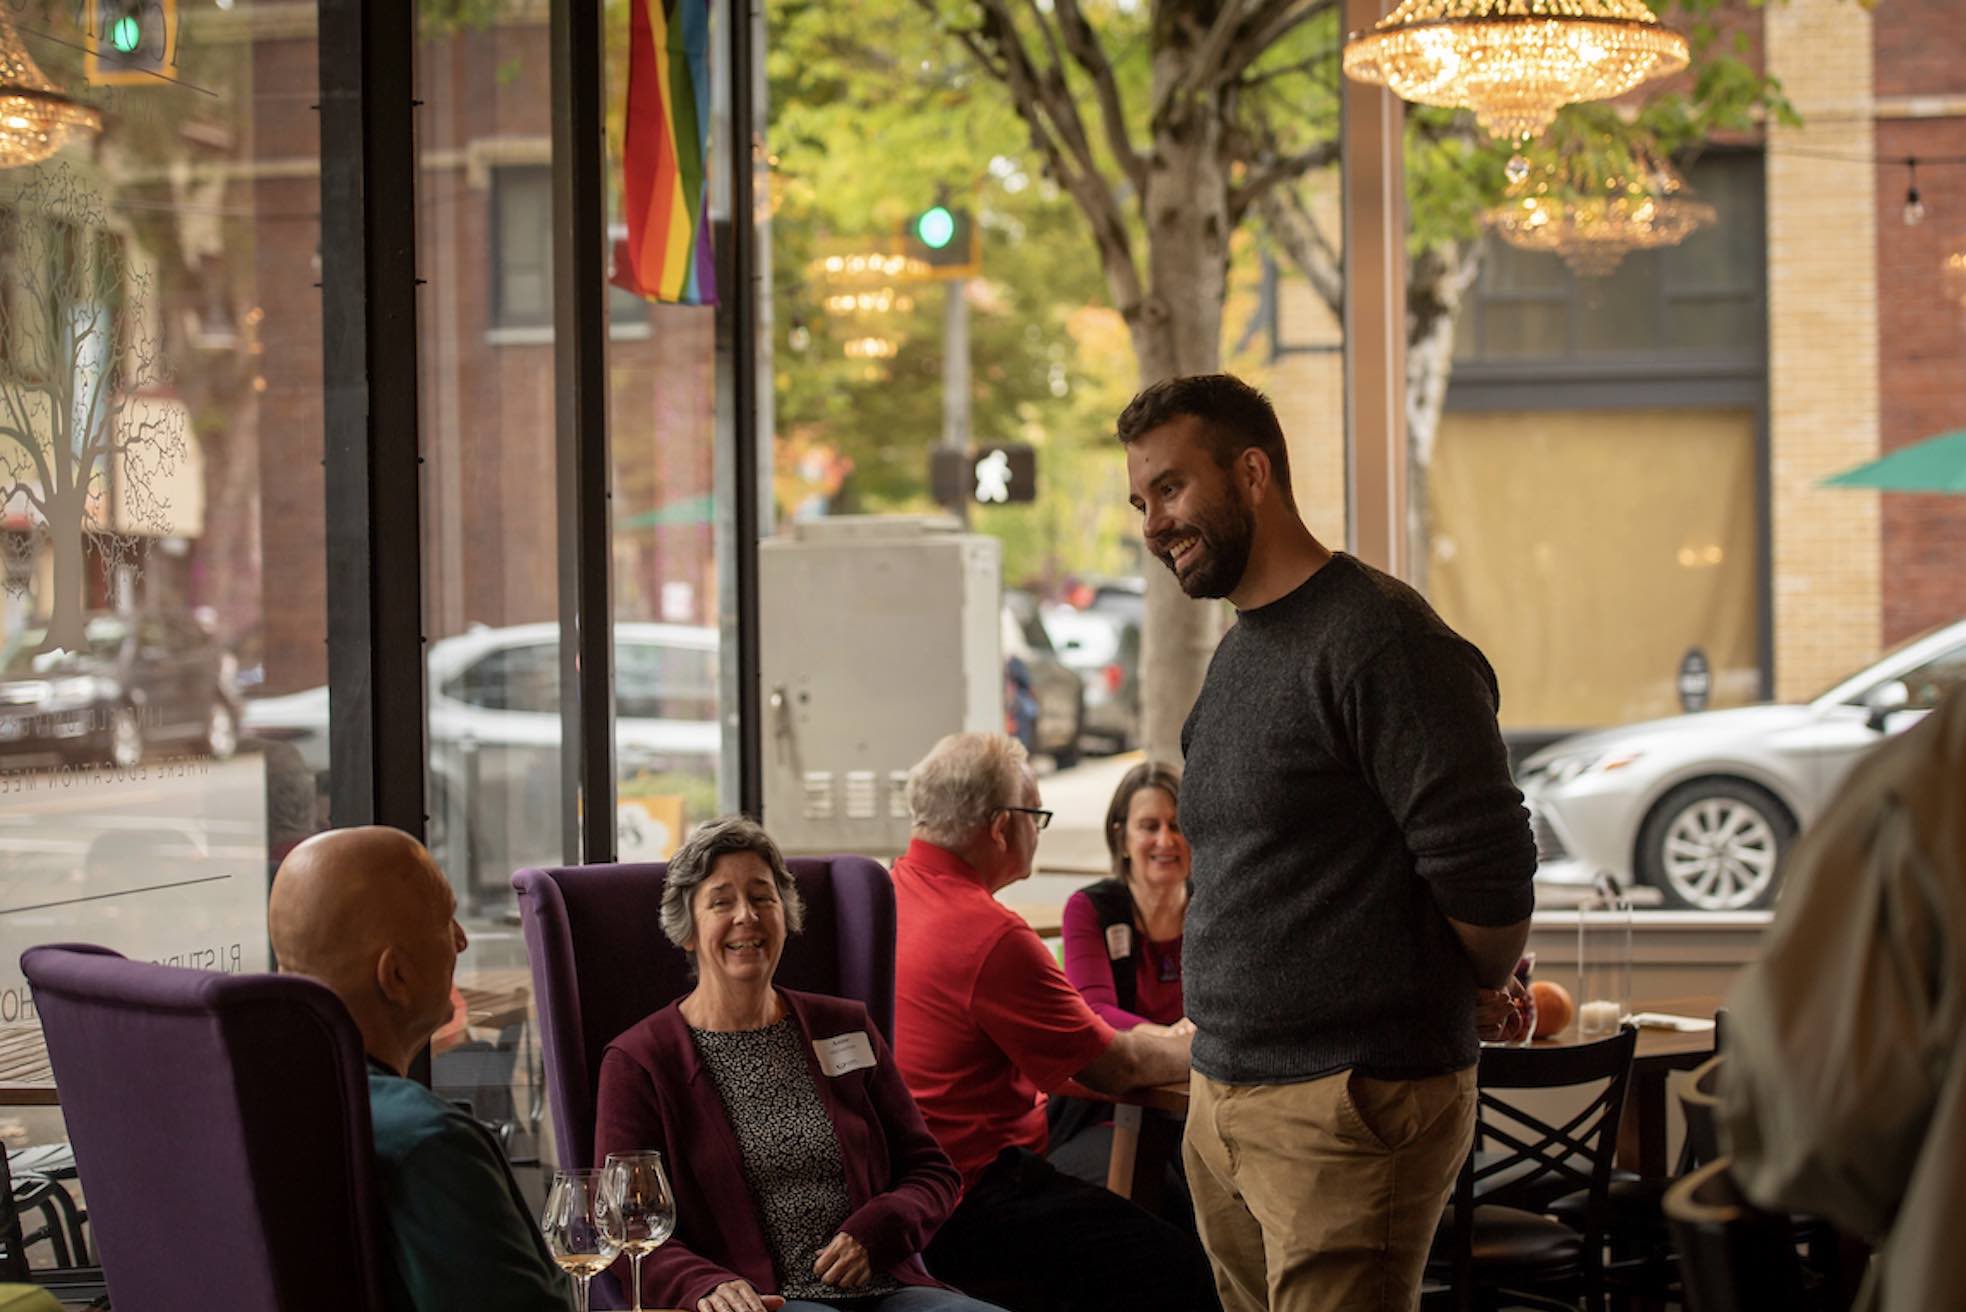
left=107, top=705, right=144, bottom=770
left=205, top=701, right=240, bottom=761
left=1638, top=779, right=1794, bottom=911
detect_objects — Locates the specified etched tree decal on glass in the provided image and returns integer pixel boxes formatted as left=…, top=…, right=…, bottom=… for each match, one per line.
left=0, top=164, right=185, bottom=654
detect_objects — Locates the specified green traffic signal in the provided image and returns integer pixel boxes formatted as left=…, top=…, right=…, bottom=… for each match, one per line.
left=914, top=205, right=957, bottom=252
left=111, top=14, right=143, bottom=53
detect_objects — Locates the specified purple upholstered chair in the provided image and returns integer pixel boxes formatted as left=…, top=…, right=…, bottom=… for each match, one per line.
left=21, top=945, right=389, bottom=1312
left=512, top=855, right=896, bottom=1175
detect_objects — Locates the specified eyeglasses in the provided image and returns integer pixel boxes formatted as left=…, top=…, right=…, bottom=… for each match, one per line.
left=1000, top=805, right=1053, bottom=831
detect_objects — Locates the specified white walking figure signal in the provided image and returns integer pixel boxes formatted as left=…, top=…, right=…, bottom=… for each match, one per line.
left=974, top=449, right=1012, bottom=503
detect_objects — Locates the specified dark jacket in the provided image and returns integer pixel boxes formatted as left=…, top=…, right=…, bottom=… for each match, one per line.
left=594, top=988, right=961, bottom=1309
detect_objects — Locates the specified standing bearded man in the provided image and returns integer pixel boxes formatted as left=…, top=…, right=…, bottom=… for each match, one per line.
left=1118, top=373, right=1536, bottom=1312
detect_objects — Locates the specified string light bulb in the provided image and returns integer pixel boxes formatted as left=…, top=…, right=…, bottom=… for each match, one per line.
left=1903, top=159, right=1926, bottom=227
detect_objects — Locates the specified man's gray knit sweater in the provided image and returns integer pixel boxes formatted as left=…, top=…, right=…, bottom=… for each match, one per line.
left=1180, top=552, right=1537, bottom=1084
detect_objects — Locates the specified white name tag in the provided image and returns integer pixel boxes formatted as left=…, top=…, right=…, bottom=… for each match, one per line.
left=812, top=1031, right=878, bottom=1077
left=1105, top=923, right=1133, bottom=960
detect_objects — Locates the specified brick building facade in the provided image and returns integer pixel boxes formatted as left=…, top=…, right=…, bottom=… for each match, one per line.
left=252, top=14, right=719, bottom=697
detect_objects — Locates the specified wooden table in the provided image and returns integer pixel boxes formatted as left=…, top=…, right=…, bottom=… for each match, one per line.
left=441, top=971, right=533, bottom=1055
left=1101, top=996, right=1722, bottom=1202
left=1005, top=902, right=1064, bottom=938
left=0, top=1027, right=56, bottom=1108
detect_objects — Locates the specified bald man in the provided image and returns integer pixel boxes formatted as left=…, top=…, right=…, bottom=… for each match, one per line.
left=268, top=827, right=569, bottom=1312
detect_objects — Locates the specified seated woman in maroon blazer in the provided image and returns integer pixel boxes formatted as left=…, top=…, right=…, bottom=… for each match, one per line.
left=594, top=816, right=1007, bottom=1312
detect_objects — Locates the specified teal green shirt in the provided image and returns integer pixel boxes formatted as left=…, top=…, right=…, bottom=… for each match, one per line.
left=368, top=1064, right=571, bottom=1312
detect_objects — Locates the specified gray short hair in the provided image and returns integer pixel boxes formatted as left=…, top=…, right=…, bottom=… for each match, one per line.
left=906, top=732, right=1029, bottom=847
left=659, top=815, right=805, bottom=951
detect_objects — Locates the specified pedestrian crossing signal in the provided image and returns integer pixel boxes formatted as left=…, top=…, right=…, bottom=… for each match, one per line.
left=931, top=445, right=1036, bottom=506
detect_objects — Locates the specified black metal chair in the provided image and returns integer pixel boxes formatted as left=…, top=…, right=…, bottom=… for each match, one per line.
left=1428, top=1026, right=1639, bottom=1312
left=1664, top=1156, right=1817, bottom=1312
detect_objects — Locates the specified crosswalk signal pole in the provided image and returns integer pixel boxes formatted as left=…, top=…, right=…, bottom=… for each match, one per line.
left=943, top=277, right=971, bottom=526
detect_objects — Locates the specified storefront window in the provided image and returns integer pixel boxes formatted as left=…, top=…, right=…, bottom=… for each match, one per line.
left=0, top=0, right=328, bottom=1256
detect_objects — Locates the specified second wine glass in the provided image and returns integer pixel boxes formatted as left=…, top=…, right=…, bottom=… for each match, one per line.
left=540, top=1169, right=621, bottom=1312
left=602, top=1150, right=677, bottom=1312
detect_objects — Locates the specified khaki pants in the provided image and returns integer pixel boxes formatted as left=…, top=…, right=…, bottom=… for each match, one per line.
left=1182, top=1065, right=1476, bottom=1312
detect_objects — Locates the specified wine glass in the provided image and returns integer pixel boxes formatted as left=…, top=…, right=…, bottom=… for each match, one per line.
left=1508, top=952, right=1538, bottom=1046
left=602, top=1150, right=677, bottom=1312
left=540, top=1169, right=622, bottom=1312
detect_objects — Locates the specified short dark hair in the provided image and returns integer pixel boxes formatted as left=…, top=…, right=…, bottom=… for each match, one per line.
left=1115, top=373, right=1292, bottom=500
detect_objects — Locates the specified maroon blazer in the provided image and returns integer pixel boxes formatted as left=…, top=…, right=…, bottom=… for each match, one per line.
left=594, top=988, right=961, bottom=1309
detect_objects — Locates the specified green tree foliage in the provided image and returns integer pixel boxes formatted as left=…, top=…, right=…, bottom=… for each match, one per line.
left=770, top=0, right=1179, bottom=586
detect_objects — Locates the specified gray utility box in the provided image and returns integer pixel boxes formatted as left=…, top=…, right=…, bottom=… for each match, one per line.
left=760, top=515, right=1003, bottom=855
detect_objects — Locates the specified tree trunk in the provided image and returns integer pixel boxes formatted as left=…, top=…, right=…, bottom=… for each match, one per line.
left=1127, top=116, right=1234, bottom=766
left=1402, top=243, right=1481, bottom=597
left=41, top=489, right=89, bottom=653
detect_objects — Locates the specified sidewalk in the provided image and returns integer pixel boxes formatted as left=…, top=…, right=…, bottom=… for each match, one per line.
left=1011, top=748, right=1145, bottom=915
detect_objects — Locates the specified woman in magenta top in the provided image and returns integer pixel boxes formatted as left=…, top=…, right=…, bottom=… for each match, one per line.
left=1047, top=762, right=1197, bottom=1225
left=1059, top=761, right=1194, bottom=1035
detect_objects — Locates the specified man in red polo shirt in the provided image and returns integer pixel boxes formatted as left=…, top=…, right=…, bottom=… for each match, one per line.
left=893, top=731, right=1216, bottom=1312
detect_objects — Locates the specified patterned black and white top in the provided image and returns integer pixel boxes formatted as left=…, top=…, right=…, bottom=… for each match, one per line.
left=689, top=1017, right=903, bottom=1302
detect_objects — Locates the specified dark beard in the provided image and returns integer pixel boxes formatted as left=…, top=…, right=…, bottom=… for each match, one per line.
left=1153, top=500, right=1255, bottom=599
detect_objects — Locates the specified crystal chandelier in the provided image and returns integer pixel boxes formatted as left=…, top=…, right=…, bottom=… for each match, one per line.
left=1343, top=0, right=1689, bottom=144
left=0, top=10, right=101, bottom=170
left=1485, top=143, right=1714, bottom=276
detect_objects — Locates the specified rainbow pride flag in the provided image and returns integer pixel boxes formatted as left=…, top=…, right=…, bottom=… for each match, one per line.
left=619, top=0, right=715, bottom=305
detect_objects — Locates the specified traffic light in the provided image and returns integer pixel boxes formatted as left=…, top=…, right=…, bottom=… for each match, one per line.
left=87, top=0, right=178, bottom=86
left=901, top=201, right=977, bottom=278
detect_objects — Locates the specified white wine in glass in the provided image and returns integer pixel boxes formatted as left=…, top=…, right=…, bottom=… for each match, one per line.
left=602, top=1150, right=677, bottom=1312
left=541, top=1169, right=622, bottom=1312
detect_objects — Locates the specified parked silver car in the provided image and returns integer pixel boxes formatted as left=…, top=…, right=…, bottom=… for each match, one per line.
left=1040, top=603, right=1139, bottom=753
left=1520, top=619, right=1966, bottom=911
left=243, top=622, right=719, bottom=910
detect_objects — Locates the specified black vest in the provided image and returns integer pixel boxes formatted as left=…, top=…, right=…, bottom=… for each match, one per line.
left=1078, top=877, right=1142, bottom=1016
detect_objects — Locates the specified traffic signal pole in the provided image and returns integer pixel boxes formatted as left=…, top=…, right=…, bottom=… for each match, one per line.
left=942, top=278, right=971, bottom=526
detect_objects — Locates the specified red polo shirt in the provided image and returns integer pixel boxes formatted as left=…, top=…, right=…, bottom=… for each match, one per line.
left=891, top=839, right=1116, bottom=1190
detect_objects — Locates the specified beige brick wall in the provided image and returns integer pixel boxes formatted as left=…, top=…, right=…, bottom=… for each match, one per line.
left=1259, top=278, right=1349, bottom=550
left=1765, top=0, right=1883, bottom=700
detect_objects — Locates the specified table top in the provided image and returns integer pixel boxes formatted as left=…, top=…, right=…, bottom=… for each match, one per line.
left=1534, top=995, right=1723, bottom=1068
left=1005, top=902, right=1064, bottom=937
left=1109, top=995, right=1724, bottom=1118
left=0, top=1025, right=56, bottom=1107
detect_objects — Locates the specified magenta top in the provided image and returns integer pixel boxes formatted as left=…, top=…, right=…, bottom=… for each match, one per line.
left=1060, top=888, right=1186, bottom=1029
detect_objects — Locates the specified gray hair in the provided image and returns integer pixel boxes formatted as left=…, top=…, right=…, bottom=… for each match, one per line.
left=906, top=732, right=1030, bottom=847
left=659, top=815, right=806, bottom=951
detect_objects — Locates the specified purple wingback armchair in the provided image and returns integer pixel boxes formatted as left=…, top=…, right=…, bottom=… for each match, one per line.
left=21, top=944, right=390, bottom=1312
left=511, top=855, right=896, bottom=1175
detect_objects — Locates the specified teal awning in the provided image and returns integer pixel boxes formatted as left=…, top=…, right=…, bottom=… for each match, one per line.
left=1823, top=428, right=1966, bottom=494
left=618, top=493, right=716, bottom=529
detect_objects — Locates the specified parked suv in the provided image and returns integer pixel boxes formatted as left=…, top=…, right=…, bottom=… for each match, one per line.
left=1041, top=603, right=1139, bottom=753
left=1002, top=590, right=1084, bottom=768
left=0, top=612, right=241, bottom=769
